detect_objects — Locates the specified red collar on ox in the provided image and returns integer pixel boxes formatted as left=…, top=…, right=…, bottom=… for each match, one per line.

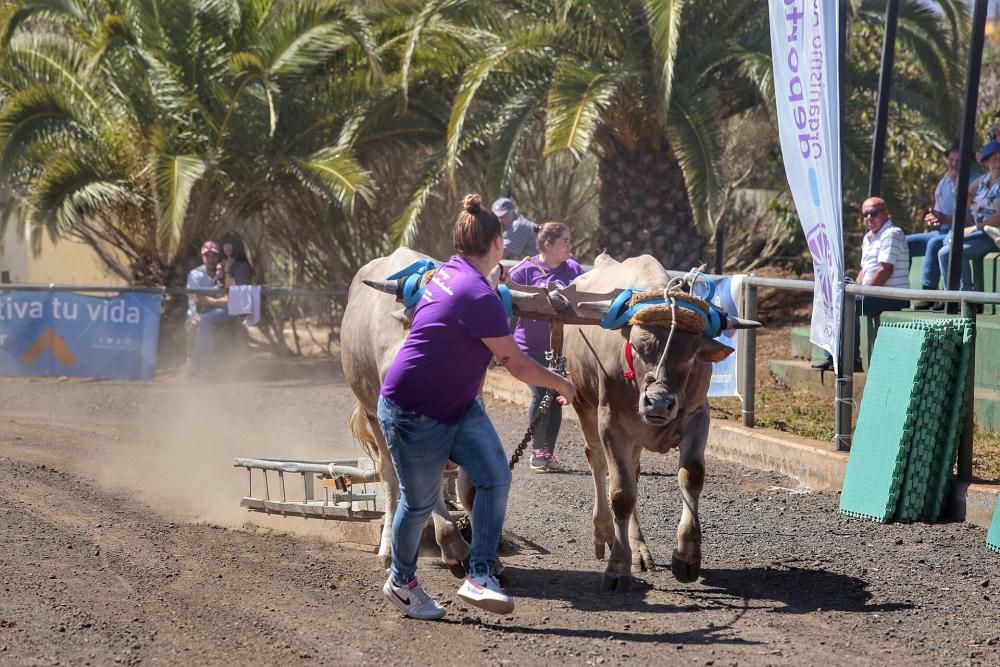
left=623, top=341, right=636, bottom=381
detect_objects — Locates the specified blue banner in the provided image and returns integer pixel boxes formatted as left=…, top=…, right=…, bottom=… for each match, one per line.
left=0, top=292, right=162, bottom=380
left=705, top=276, right=744, bottom=398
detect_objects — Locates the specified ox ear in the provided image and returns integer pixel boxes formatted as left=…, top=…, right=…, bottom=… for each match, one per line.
left=698, top=337, right=735, bottom=363
left=390, top=308, right=412, bottom=325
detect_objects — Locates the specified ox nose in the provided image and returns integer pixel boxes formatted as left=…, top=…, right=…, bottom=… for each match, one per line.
left=641, top=392, right=676, bottom=421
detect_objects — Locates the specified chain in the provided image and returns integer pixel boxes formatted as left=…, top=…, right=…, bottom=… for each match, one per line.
left=454, top=352, right=567, bottom=532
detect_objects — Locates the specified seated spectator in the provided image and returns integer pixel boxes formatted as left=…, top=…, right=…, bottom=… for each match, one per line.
left=194, top=232, right=255, bottom=375
left=181, top=241, right=221, bottom=373
left=813, top=197, right=909, bottom=372
left=219, top=231, right=253, bottom=287
left=509, top=222, right=584, bottom=473
left=908, top=142, right=959, bottom=308
left=935, top=139, right=1000, bottom=298
left=491, top=197, right=536, bottom=260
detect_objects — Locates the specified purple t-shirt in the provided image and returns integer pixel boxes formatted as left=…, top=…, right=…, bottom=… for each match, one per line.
left=381, top=255, right=511, bottom=424
left=510, top=257, right=585, bottom=356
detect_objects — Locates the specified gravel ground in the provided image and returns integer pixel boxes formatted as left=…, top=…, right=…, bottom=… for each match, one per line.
left=1, top=359, right=999, bottom=666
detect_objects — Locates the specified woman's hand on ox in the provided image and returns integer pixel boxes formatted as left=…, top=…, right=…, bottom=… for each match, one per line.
left=554, top=377, right=576, bottom=406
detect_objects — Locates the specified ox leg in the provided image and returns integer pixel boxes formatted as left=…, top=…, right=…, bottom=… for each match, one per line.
left=578, top=408, right=613, bottom=560
left=430, top=480, right=469, bottom=579
left=602, top=429, right=638, bottom=592
left=672, top=415, right=707, bottom=583
left=367, top=413, right=396, bottom=570
left=628, top=461, right=655, bottom=573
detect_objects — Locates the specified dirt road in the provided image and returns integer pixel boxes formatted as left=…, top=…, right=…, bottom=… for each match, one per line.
left=1, top=362, right=998, bottom=666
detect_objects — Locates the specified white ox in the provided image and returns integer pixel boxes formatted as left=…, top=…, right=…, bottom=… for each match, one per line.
left=341, top=247, right=469, bottom=576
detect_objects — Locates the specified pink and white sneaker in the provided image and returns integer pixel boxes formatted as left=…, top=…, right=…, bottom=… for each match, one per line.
left=457, top=574, right=515, bottom=614
left=383, top=576, right=446, bottom=620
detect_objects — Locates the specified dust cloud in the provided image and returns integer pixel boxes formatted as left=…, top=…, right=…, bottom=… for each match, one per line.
left=1, top=358, right=369, bottom=528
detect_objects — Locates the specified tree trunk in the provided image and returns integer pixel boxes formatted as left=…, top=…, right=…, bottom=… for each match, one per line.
left=597, top=135, right=707, bottom=270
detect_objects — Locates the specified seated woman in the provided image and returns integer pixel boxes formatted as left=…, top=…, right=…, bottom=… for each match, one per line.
left=936, top=139, right=1000, bottom=296
left=509, top=222, right=584, bottom=472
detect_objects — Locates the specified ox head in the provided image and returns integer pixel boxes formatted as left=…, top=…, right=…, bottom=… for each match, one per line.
left=625, top=325, right=733, bottom=424
left=579, top=296, right=760, bottom=426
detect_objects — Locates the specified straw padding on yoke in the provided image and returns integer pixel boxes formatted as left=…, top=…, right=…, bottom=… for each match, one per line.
left=627, top=290, right=709, bottom=334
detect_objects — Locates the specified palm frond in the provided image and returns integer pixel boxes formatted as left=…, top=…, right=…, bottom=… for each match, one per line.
left=544, top=61, right=622, bottom=159
left=0, top=84, right=87, bottom=173
left=296, top=147, right=374, bottom=214
left=261, top=1, right=379, bottom=77
left=154, top=153, right=207, bottom=256
left=2, top=0, right=95, bottom=45
left=642, top=0, right=685, bottom=112
left=487, top=89, right=545, bottom=194
left=391, top=117, right=495, bottom=246
left=667, top=86, right=724, bottom=233
left=7, top=32, right=110, bottom=121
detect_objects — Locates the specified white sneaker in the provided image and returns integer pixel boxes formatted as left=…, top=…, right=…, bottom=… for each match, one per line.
left=383, top=576, right=446, bottom=620
left=457, top=574, right=515, bottom=614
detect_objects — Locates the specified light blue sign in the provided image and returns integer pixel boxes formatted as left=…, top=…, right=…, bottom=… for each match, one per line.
left=0, top=292, right=162, bottom=380
left=706, top=276, right=741, bottom=397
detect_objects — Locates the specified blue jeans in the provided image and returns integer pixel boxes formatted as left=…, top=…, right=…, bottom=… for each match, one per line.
left=527, top=351, right=561, bottom=456
left=906, top=228, right=949, bottom=289
left=376, top=395, right=511, bottom=584
left=937, top=230, right=998, bottom=290
left=194, top=307, right=232, bottom=373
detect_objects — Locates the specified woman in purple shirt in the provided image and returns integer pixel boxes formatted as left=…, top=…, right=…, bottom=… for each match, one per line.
left=377, top=194, right=576, bottom=621
left=509, top=223, right=584, bottom=473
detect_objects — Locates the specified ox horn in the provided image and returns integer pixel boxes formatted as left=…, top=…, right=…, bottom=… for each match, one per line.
left=362, top=278, right=401, bottom=296
left=505, top=288, right=539, bottom=304
left=576, top=299, right=614, bottom=314
left=726, top=315, right=762, bottom=330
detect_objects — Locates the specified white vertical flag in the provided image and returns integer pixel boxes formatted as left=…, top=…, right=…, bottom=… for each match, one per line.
left=768, top=0, right=845, bottom=369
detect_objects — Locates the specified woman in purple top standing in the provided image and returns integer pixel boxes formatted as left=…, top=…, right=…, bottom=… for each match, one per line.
left=509, top=222, right=585, bottom=473
left=377, top=194, right=576, bottom=621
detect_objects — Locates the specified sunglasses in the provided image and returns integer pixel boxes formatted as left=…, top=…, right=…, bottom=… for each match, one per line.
left=861, top=209, right=883, bottom=218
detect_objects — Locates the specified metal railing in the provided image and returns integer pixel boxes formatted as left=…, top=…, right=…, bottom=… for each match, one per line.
left=6, top=271, right=997, bottom=480
left=735, top=277, right=998, bottom=482
left=0, top=282, right=348, bottom=298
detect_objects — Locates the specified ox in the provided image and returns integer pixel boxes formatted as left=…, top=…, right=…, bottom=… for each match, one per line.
left=563, top=253, right=759, bottom=591
left=341, top=247, right=470, bottom=577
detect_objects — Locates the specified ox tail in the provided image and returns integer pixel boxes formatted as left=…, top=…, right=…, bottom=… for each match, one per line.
left=349, top=402, right=381, bottom=464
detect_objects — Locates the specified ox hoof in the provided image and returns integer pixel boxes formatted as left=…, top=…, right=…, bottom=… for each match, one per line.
left=447, top=556, right=471, bottom=579
left=633, top=556, right=655, bottom=573
left=447, top=560, right=468, bottom=579
left=671, top=551, right=701, bottom=583
left=601, top=573, right=632, bottom=592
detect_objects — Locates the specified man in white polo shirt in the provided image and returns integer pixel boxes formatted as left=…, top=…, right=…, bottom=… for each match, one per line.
left=813, top=197, right=909, bottom=372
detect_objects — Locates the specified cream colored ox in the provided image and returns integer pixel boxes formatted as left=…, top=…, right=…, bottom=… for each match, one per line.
left=564, top=254, right=759, bottom=591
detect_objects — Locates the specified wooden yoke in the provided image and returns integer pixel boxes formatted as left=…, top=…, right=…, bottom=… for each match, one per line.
left=503, top=281, right=627, bottom=326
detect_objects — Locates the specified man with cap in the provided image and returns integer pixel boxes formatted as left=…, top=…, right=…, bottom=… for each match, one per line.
left=492, top=197, right=537, bottom=260
left=182, top=240, right=222, bottom=373
left=936, top=138, right=1000, bottom=296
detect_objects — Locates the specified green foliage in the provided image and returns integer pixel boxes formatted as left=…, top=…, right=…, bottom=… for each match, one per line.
left=0, top=0, right=379, bottom=271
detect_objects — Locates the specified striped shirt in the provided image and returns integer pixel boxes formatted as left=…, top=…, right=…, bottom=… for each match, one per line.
left=860, top=219, right=909, bottom=288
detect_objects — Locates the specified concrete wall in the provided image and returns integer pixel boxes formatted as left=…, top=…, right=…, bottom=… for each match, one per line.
left=0, top=225, right=124, bottom=285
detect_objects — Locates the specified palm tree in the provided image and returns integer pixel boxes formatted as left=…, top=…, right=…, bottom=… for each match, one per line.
left=0, top=0, right=378, bottom=282
left=391, top=0, right=969, bottom=269
left=385, top=0, right=770, bottom=268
